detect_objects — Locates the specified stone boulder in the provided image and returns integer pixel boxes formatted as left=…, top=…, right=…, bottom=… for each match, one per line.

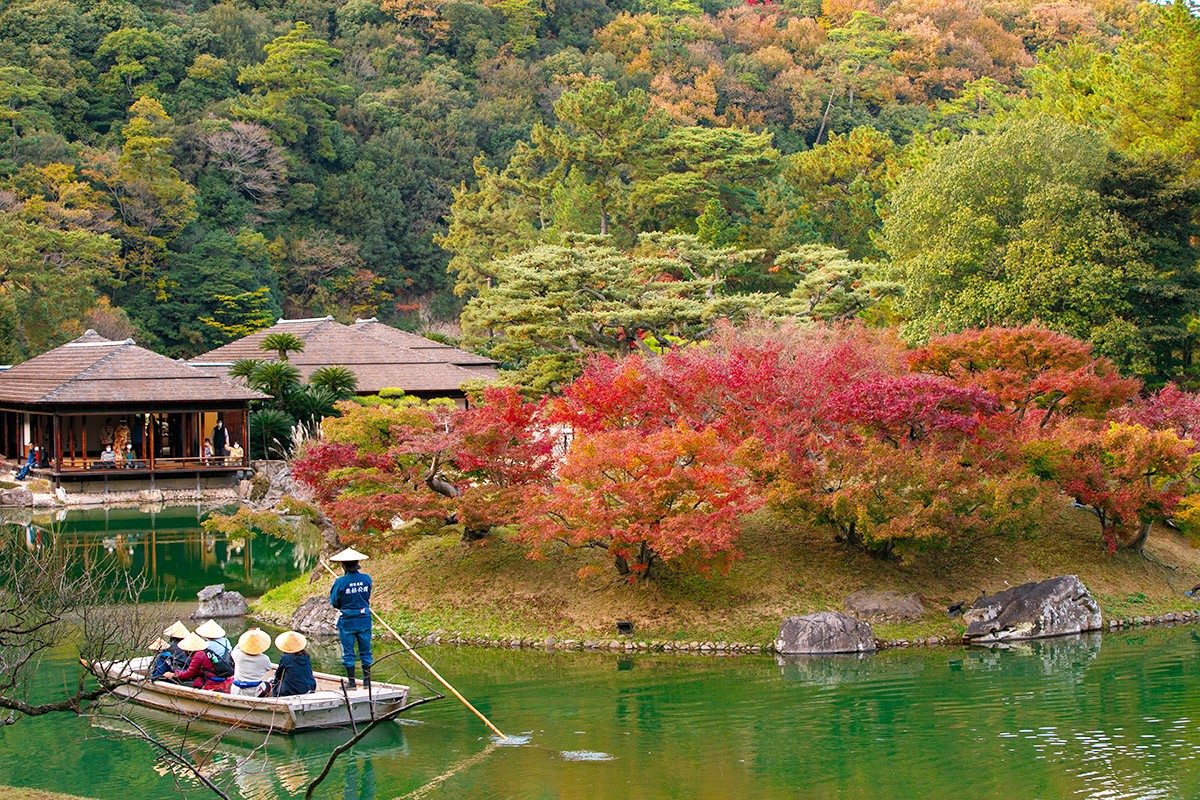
left=292, top=596, right=340, bottom=636
left=138, top=489, right=164, bottom=504
left=0, top=487, right=34, bottom=507
left=251, top=460, right=296, bottom=507
left=844, top=590, right=925, bottom=621
left=776, top=612, right=876, bottom=655
left=190, top=584, right=248, bottom=619
left=963, top=575, right=1102, bottom=643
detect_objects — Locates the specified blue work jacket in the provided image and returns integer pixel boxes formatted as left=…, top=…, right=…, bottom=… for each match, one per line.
left=331, top=571, right=372, bottom=632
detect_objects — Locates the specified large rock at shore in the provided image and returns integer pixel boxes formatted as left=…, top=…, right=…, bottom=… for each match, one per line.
left=844, top=590, right=925, bottom=621
left=190, top=584, right=248, bottom=619
left=251, top=460, right=296, bottom=507
left=292, top=596, right=340, bottom=636
left=776, top=612, right=876, bottom=655
left=963, top=575, right=1102, bottom=642
left=0, top=487, right=34, bottom=507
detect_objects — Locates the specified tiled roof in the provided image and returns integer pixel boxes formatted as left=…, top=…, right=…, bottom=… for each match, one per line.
left=0, top=332, right=268, bottom=406
left=191, top=318, right=498, bottom=394
left=350, top=319, right=498, bottom=369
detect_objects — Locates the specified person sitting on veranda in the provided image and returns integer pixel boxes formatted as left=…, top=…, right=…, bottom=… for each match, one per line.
left=226, top=441, right=244, bottom=465
left=100, top=444, right=117, bottom=465
left=202, top=439, right=213, bottom=465
left=271, top=631, right=316, bottom=697
left=231, top=629, right=273, bottom=697
left=150, top=621, right=191, bottom=678
left=14, top=443, right=36, bottom=481
left=161, top=633, right=227, bottom=690
left=123, top=442, right=136, bottom=468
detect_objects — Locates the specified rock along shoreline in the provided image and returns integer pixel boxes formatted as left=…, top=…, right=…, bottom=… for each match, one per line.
left=248, top=609, right=1200, bottom=657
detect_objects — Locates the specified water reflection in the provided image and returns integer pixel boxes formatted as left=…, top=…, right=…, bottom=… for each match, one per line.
left=1, top=504, right=317, bottom=600
left=6, top=591, right=1200, bottom=798
left=92, top=710, right=407, bottom=800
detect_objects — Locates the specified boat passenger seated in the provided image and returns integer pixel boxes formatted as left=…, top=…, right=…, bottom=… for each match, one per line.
left=161, top=633, right=230, bottom=692
left=271, top=631, right=316, bottom=697
left=194, top=619, right=235, bottom=692
left=150, top=621, right=191, bottom=678
left=195, top=619, right=233, bottom=658
left=231, top=629, right=273, bottom=697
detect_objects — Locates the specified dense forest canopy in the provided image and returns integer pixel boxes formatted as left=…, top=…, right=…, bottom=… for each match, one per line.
left=0, top=0, right=1196, bottom=384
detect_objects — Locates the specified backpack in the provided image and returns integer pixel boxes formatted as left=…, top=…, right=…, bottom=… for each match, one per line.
left=208, top=644, right=235, bottom=679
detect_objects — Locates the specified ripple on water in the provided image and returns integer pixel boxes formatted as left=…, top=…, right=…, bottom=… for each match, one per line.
left=493, top=733, right=533, bottom=746
left=559, top=750, right=616, bottom=762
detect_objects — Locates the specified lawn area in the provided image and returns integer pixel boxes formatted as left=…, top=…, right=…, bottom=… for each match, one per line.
left=256, top=499, right=1200, bottom=646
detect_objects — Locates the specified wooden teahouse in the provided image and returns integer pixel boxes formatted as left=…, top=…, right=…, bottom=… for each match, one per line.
left=0, top=331, right=267, bottom=484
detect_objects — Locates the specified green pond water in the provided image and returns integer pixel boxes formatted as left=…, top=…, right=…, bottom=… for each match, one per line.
left=4, top=509, right=1200, bottom=799
left=2, top=504, right=318, bottom=601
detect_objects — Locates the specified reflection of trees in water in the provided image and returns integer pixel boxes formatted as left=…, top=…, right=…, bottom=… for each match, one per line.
left=0, top=506, right=315, bottom=602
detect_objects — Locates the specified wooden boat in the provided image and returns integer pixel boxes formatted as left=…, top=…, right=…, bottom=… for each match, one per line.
left=94, top=655, right=409, bottom=733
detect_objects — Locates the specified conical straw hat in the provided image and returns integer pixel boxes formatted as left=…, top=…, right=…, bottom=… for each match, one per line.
left=195, top=619, right=226, bottom=639
left=162, top=620, right=189, bottom=639
left=330, top=547, right=370, bottom=562
left=178, top=632, right=209, bottom=652
left=238, top=628, right=271, bottom=656
left=148, top=638, right=169, bottom=651
left=274, top=631, right=307, bottom=653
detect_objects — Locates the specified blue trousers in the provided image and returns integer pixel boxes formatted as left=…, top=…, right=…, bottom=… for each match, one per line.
left=339, top=626, right=372, bottom=669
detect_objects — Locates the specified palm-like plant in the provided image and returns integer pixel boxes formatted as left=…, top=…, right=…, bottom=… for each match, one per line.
left=229, top=358, right=264, bottom=380
left=308, top=365, right=358, bottom=398
left=248, top=361, right=302, bottom=408
left=260, top=332, right=305, bottom=361
left=289, top=385, right=341, bottom=423
left=249, top=408, right=296, bottom=459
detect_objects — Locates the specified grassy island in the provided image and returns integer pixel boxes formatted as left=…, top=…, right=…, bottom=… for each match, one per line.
left=257, top=501, right=1200, bottom=648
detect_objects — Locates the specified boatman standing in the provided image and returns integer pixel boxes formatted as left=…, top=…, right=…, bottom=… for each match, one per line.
left=330, top=547, right=373, bottom=689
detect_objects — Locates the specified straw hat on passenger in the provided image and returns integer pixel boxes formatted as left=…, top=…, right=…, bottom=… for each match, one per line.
left=148, top=637, right=169, bottom=651
left=274, top=631, right=307, bottom=654
left=178, top=633, right=209, bottom=652
left=330, top=547, right=370, bottom=562
left=162, top=620, right=189, bottom=639
left=195, top=619, right=226, bottom=639
left=238, top=628, right=271, bottom=656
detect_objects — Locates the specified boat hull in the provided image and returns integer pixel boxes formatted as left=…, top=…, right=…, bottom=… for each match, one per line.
left=99, top=657, right=409, bottom=733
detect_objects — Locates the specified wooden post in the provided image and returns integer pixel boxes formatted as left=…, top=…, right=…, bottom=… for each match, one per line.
left=242, top=408, right=249, bottom=466
left=149, top=415, right=155, bottom=472
left=53, top=414, right=61, bottom=473
left=82, top=422, right=87, bottom=469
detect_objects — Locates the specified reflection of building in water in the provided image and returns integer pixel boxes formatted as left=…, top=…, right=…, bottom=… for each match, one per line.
left=5, top=506, right=314, bottom=601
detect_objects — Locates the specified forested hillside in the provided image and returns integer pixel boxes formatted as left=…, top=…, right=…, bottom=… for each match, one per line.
left=0, top=0, right=1196, bottom=377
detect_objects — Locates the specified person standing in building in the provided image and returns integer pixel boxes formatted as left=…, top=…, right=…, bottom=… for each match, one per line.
left=211, top=418, right=227, bottom=460
left=329, top=547, right=373, bottom=689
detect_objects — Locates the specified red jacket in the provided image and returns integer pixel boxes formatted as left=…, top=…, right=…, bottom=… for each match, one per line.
left=173, top=650, right=217, bottom=689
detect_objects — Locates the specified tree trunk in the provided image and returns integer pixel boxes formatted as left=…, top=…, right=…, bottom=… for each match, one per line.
left=426, top=473, right=460, bottom=498
left=837, top=520, right=896, bottom=560
left=1123, top=520, right=1154, bottom=555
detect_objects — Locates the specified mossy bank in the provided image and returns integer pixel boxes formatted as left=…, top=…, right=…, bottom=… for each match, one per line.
left=256, top=501, right=1200, bottom=650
